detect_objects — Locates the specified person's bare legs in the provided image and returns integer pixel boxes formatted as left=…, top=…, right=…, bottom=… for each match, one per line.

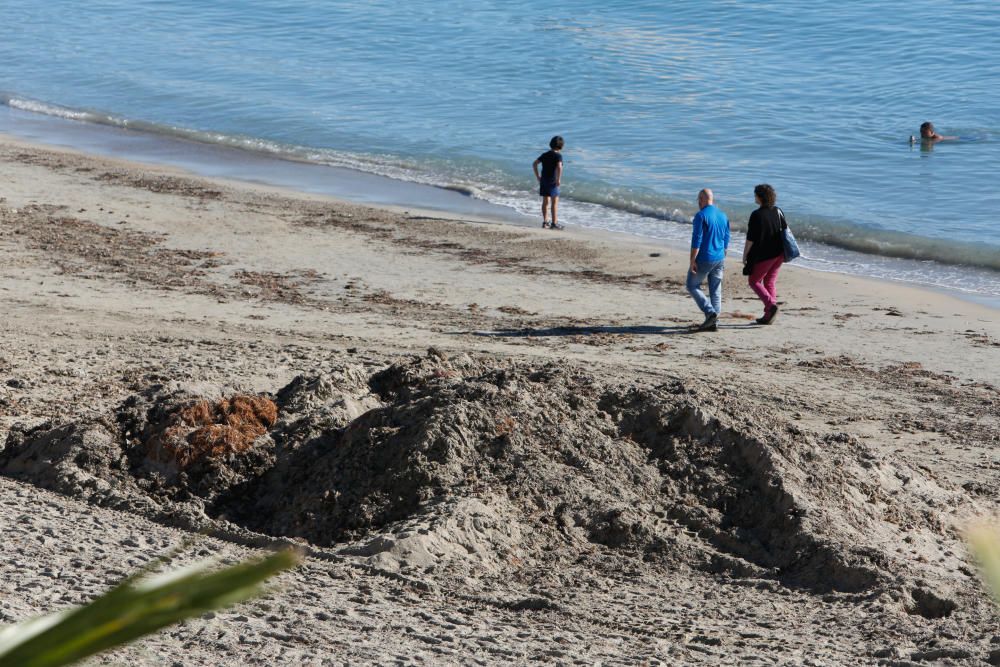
left=541, top=196, right=551, bottom=227
left=550, top=196, right=560, bottom=229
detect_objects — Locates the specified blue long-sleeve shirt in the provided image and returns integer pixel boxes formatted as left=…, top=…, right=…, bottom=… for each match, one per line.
left=691, top=204, right=731, bottom=263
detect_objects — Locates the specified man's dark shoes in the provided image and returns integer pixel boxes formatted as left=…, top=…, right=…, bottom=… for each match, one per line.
left=757, top=304, right=778, bottom=325
left=697, top=312, right=718, bottom=332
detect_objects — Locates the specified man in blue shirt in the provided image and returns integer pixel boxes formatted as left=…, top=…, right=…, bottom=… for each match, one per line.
left=686, top=188, right=731, bottom=332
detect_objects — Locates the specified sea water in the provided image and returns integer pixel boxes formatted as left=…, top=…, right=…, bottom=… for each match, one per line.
left=1, top=0, right=998, bottom=301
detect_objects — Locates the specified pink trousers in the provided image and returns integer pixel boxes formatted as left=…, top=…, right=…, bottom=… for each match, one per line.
left=748, top=255, right=784, bottom=312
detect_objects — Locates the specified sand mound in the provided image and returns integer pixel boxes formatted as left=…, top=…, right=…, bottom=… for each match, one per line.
left=0, top=352, right=977, bottom=598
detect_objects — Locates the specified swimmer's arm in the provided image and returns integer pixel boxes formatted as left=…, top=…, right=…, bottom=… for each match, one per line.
left=555, top=161, right=562, bottom=186
left=923, top=133, right=958, bottom=142
left=532, top=158, right=541, bottom=181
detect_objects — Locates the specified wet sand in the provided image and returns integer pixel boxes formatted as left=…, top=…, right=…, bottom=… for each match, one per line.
left=1, top=135, right=999, bottom=665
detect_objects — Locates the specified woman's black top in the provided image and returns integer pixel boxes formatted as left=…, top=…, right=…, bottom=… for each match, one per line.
left=746, top=206, right=785, bottom=263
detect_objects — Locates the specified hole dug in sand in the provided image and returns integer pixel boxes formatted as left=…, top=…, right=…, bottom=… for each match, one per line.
left=908, top=584, right=958, bottom=619
left=0, top=353, right=980, bottom=600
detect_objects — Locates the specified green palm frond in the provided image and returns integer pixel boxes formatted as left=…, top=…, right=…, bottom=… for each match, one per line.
left=0, top=548, right=300, bottom=667
left=969, top=526, right=1000, bottom=605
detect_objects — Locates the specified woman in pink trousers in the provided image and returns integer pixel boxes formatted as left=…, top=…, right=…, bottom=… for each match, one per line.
left=742, top=184, right=785, bottom=325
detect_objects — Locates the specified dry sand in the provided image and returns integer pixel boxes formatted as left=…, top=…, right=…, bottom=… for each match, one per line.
left=0, top=134, right=998, bottom=666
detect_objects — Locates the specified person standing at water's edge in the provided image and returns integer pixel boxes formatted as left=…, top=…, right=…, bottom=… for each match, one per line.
left=686, top=188, right=730, bottom=332
left=743, top=183, right=785, bottom=325
left=533, top=135, right=564, bottom=230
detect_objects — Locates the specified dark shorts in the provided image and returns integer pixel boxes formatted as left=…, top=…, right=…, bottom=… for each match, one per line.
left=539, top=182, right=560, bottom=198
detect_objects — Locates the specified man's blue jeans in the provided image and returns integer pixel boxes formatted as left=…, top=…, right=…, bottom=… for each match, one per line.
left=686, top=259, right=724, bottom=316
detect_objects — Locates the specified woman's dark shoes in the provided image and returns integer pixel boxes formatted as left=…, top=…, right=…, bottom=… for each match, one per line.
left=757, top=304, right=779, bottom=325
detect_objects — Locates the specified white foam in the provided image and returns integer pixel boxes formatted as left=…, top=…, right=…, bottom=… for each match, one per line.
left=6, top=96, right=93, bottom=122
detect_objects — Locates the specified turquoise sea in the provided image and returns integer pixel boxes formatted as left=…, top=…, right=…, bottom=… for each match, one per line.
left=1, top=1, right=999, bottom=300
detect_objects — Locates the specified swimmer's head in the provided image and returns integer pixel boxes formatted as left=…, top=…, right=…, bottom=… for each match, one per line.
left=920, top=122, right=935, bottom=139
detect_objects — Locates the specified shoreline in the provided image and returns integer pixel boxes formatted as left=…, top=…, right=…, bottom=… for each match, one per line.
left=1, top=130, right=998, bottom=344
left=0, top=132, right=995, bottom=377
left=1, top=125, right=996, bottom=323
left=2, top=102, right=999, bottom=311
left=0, top=105, right=530, bottom=225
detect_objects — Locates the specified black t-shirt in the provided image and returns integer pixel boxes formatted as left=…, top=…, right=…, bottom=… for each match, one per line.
left=747, top=206, right=785, bottom=262
left=537, top=150, right=563, bottom=184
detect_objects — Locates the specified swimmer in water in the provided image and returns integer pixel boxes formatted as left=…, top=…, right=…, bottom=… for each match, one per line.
left=910, top=121, right=957, bottom=144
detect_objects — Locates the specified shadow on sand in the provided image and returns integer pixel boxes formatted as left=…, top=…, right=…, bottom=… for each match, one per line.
left=463, top=323, right=760, bottom=339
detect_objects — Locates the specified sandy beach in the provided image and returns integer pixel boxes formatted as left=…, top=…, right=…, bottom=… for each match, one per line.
left=1, top=133, right=999, bottom=665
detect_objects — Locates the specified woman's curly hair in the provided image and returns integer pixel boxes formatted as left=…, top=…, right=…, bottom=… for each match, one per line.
left=754, top=183, right=777, bottom=208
